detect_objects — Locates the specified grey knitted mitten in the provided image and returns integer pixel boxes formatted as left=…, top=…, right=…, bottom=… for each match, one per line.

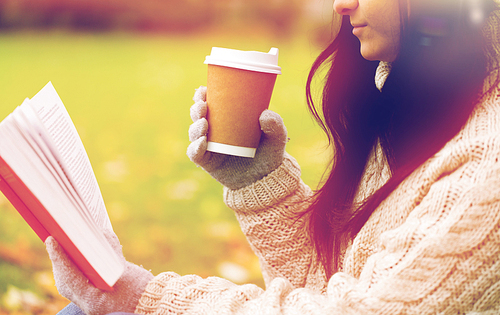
left=187, top=86, right=287, bottom=190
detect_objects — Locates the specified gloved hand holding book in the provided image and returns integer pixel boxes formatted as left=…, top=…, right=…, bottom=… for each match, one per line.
left=45, top=230, right=154, bottom=315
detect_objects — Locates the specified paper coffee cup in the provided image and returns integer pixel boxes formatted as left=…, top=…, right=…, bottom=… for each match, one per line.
left=204, top=47, right=281, bottom=158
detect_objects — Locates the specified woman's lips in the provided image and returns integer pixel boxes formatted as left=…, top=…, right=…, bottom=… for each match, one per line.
left=352, top=24, right=367, bottom=36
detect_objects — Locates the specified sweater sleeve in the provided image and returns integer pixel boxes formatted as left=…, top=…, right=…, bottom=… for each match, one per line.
left=135, top=131, right=500, bottom=314
left=223, top=152, right=326, bottom=291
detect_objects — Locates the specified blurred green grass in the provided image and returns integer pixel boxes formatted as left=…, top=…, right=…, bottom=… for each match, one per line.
left=0, top=29, right=331, bottom=312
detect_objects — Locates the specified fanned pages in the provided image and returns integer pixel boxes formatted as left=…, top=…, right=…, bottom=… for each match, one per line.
left=0, top=82, right=124, bottom=291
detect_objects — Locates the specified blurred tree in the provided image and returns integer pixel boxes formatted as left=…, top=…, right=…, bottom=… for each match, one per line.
left=0, top=0, right=213, bottom=32
left=0, top=0, right=329, bottom=35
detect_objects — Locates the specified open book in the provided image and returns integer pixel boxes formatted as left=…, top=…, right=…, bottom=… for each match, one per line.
left=0, top=82, right=124, bottom=291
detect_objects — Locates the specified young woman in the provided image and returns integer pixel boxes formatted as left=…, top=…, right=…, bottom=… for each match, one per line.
left=48, top=0, right=500, bottom=313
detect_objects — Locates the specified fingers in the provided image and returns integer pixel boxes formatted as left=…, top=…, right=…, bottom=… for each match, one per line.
left=193, top=86, right=207, bottom=103
left=188, top=87, right=210, bottom=167
left=187, top=135, right=209, bottom=165
left=191, top=86, right=208, bottom=124
left=189, top=118, right=208, bottom=142
left=259, top=110, right=288, bottom=143
left=190, top=99, right=208, bottom=122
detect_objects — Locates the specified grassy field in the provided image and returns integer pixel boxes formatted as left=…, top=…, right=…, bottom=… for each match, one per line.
left=0, top=29, right=331, bottom=313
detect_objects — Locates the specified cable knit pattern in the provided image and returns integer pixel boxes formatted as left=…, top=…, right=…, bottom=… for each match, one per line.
left=136, top=6, right=500, bottom=314
left=223, top=152, right=302, bottom=212
left=374, top=61, right=392, bottom=91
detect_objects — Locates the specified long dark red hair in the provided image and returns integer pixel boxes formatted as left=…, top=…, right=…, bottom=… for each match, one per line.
left=305, top=0, right=497, bottom=277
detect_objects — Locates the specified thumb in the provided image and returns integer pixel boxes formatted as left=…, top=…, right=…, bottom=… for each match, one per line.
left=260, top=110, right=288, bottom=143
left=246, top=110, right=287, bottom=179
left=102, top=229, right=125, bottom=262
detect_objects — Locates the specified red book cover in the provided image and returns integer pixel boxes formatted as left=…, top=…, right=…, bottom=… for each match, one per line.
left=0, top=168, right=50, bottom=241
left=0, top=155, right=113, bottom=291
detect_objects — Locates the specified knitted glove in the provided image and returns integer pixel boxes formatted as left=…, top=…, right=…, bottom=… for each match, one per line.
left=45, top=230, right=154, bottom=315
left=187, top=86, right=288, bottom=190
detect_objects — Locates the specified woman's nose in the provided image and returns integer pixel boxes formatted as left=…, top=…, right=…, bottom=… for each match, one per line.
left=333, top=0, right=359, bottom=15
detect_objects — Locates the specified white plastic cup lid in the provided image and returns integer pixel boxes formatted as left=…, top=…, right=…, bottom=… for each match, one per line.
left=204, top=47, right=281, bottom=75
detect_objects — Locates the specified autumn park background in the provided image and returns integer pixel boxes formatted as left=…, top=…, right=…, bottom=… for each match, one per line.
left=0, top=0, right=334, bottom=313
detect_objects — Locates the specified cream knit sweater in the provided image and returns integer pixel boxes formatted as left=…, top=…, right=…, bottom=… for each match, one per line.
left=136, top=8, right=500, bottom=315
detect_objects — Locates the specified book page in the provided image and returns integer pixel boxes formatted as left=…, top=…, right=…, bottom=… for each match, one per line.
left=27, top=82, right=112, bottom=231
left=0, top=111, right=123, bottom=288
left=13, top=104, right=91, bottom=227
